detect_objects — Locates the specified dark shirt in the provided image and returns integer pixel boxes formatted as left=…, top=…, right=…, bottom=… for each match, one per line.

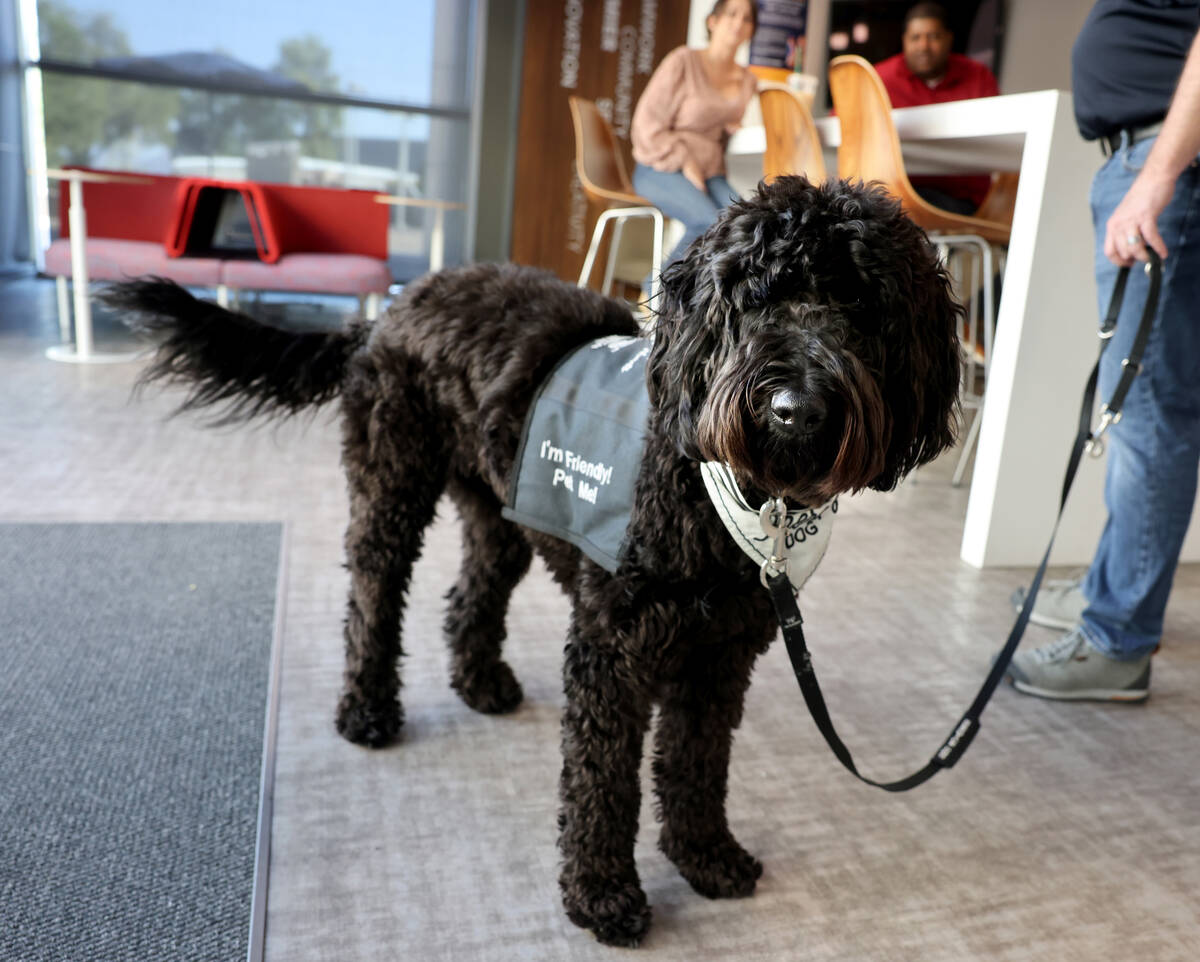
left=1072, top=0, right=1200, bottom=141
left=874, top=52, right=1000, bottom=108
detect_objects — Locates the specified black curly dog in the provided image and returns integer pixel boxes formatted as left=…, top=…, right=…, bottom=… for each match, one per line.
left=105, top=178, right=962, bottom=947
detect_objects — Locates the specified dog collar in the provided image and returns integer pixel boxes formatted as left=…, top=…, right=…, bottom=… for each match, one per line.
left=699, top=461, right=837, bottom=592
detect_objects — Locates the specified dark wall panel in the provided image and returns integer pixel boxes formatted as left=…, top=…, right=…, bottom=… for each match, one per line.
left=511, top=0, right=692, bottom=280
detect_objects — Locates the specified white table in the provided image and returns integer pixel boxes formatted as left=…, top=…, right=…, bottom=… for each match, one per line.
left=729, top=91, right=1200, bottom=569
left=373, top=194, right=466, bottom=273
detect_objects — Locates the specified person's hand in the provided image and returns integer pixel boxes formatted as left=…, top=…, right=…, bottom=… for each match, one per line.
left=1104, top=167, right=1177, bottom=265
left=682, top=159, right=706, bottom=192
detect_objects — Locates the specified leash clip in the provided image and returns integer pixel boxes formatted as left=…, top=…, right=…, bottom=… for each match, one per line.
left=758, top=497, right=790, bottom=587
left=1086, top=405, right=1120, bottom=457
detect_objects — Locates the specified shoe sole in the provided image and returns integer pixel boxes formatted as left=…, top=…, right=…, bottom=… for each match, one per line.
left=1010, top=679, right=1149, bottom=702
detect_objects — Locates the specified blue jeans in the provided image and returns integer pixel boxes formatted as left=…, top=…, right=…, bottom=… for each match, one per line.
left=632, top=164, right=738, bottom=267
left=1081, top=135, right=1200, bottom=659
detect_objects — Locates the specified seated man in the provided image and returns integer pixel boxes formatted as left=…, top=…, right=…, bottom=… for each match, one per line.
left=874, top=2, right=1000, bottom=215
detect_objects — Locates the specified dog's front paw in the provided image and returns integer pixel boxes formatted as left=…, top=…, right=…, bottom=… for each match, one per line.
left=335, top=691, right=403, bottom=747
left=451, top=659, right=524, bottom=714
left=661, top=831, right=763, bottom=899
left=562, top=875, right=652, bottom=947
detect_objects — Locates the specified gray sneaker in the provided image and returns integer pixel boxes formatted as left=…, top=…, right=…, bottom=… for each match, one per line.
left=1006, top=626, right=1150, bottom=702
left=1010, top=575, right=1086, bottom=630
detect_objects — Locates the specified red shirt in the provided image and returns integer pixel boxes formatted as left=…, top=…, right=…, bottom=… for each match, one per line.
left=873, top=52, right=1000, bottom=209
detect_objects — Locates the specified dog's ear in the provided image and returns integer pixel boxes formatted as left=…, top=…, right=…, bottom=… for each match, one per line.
left=646, top=235, right=738, bottom=459
left=853, top=206, right=963, bottom=489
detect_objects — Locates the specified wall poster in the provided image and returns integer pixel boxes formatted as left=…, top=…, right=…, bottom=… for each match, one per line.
left=749, top=0, right=807, bottom=71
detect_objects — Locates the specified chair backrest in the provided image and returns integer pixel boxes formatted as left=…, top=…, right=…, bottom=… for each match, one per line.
left=827, top=54, right=1010, bottom=244
left=973, top=171, right=1019, bottom=229
left=760, top=87, right=827, bottom=184
left=826, top=55, right=911, bottom=195
left=568, top=96, right=643, bottom=207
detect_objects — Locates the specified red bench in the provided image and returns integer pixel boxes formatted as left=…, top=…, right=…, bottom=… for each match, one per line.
left=44, top=167, right=393, bottom=360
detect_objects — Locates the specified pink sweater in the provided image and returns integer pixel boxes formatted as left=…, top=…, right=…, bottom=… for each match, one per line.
left=631, top=46, right=757, bottom=179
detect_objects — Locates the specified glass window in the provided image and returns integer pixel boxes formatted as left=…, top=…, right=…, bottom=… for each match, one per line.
left=37, top=0, right=457, bottom=108
left=29, top=0, right=475, bottom=276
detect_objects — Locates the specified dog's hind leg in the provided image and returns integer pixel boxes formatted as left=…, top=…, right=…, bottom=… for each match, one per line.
left=653, top=639, right=765, bottom=899
left=335, top=365, right=449, bottom=748
left=443, top=475, right=531, bottom=713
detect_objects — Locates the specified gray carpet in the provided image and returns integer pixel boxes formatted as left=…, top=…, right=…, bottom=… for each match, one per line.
left=0, top=522, right=283, bottom=962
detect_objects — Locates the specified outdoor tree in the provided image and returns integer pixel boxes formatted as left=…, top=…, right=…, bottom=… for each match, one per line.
left=175, top=35, right=343, bottom=162
left=274, top=35, right=344, bottom=160
left=38, top=1, right=177, bottom=166
left=38, top=4, right=344, bottom=175
left=175, top=87, right=292, bottom=157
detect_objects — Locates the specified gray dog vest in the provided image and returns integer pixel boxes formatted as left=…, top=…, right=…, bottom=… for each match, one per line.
left=503, top=333, right=837, bottom=585
left=502, top=335, right=653, bottom=571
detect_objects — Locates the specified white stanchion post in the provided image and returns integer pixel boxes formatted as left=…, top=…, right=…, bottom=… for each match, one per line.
left=67, top=175, right=93, bottom=358
left=430, top=206, right=446, bottom=273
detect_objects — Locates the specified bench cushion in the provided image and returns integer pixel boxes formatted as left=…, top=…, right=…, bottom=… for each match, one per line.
left=219, top=253, right=391, bottom=296
left=44, top=238, right=223, bottom=286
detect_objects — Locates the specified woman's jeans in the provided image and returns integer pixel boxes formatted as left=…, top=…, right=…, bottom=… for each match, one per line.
left=632, top=164, right=738, bottom=269
left=1082, top=135, right=1200, bottom=659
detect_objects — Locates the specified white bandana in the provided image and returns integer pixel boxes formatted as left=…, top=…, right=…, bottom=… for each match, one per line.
left=699, top=461, right=837, bottom=592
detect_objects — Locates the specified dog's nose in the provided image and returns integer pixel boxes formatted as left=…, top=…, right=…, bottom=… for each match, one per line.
left=770, top=388, right=826, bottom=436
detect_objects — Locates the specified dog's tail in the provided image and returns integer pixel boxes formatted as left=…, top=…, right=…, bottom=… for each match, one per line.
left=103, top=277, right=368, bottom=424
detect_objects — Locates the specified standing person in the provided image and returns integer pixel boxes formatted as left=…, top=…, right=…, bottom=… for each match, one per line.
left=1006, top=0, right=1200, bottom=702
left=631, top=0, right=758, bottom=279
left=874, top=2, right=1000, bottom=214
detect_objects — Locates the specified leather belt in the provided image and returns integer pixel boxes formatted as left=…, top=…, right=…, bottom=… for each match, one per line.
left=1100, top=121, right=1164, bottom=158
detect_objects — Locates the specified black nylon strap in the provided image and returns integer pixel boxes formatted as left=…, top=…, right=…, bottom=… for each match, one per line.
left=1102, top=252, right=1162, bottom=419
left=770, top=250, right=1162, bottom=791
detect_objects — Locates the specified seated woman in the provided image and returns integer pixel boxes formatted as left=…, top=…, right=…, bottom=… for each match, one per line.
left=631, top=0, right=758, bottom=279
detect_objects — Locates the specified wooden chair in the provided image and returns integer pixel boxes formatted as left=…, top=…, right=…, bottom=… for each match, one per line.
left=827, top=54, right=1012, bottom=486
left=975, top=171, right=1019, bottom=229
left=827, top=54, right=1011, bottom=243
left=760, top=86, right=827, bottom=184
left=567, top=96, right=664, bottom=304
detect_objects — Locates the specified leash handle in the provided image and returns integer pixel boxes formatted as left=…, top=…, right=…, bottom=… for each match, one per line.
left=771, top=251, right=1162, bottom=792
left=1088, top=251, right=1162, bottom=454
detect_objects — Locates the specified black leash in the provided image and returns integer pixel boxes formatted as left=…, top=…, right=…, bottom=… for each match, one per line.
left=764, top=249, right=1163, bottom=791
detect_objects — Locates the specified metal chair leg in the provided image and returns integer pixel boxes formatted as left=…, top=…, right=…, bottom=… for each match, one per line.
left=577, top=206, right=665, bottom=304
left=648, top=211, right=664, bottom=308
left=953, top=404, right=983, bottom=487
left=603, top=217, right=625, bottom=295
left=578, top=211, right=613, bottom=290
left=935, top=234, right=999, bottom=487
